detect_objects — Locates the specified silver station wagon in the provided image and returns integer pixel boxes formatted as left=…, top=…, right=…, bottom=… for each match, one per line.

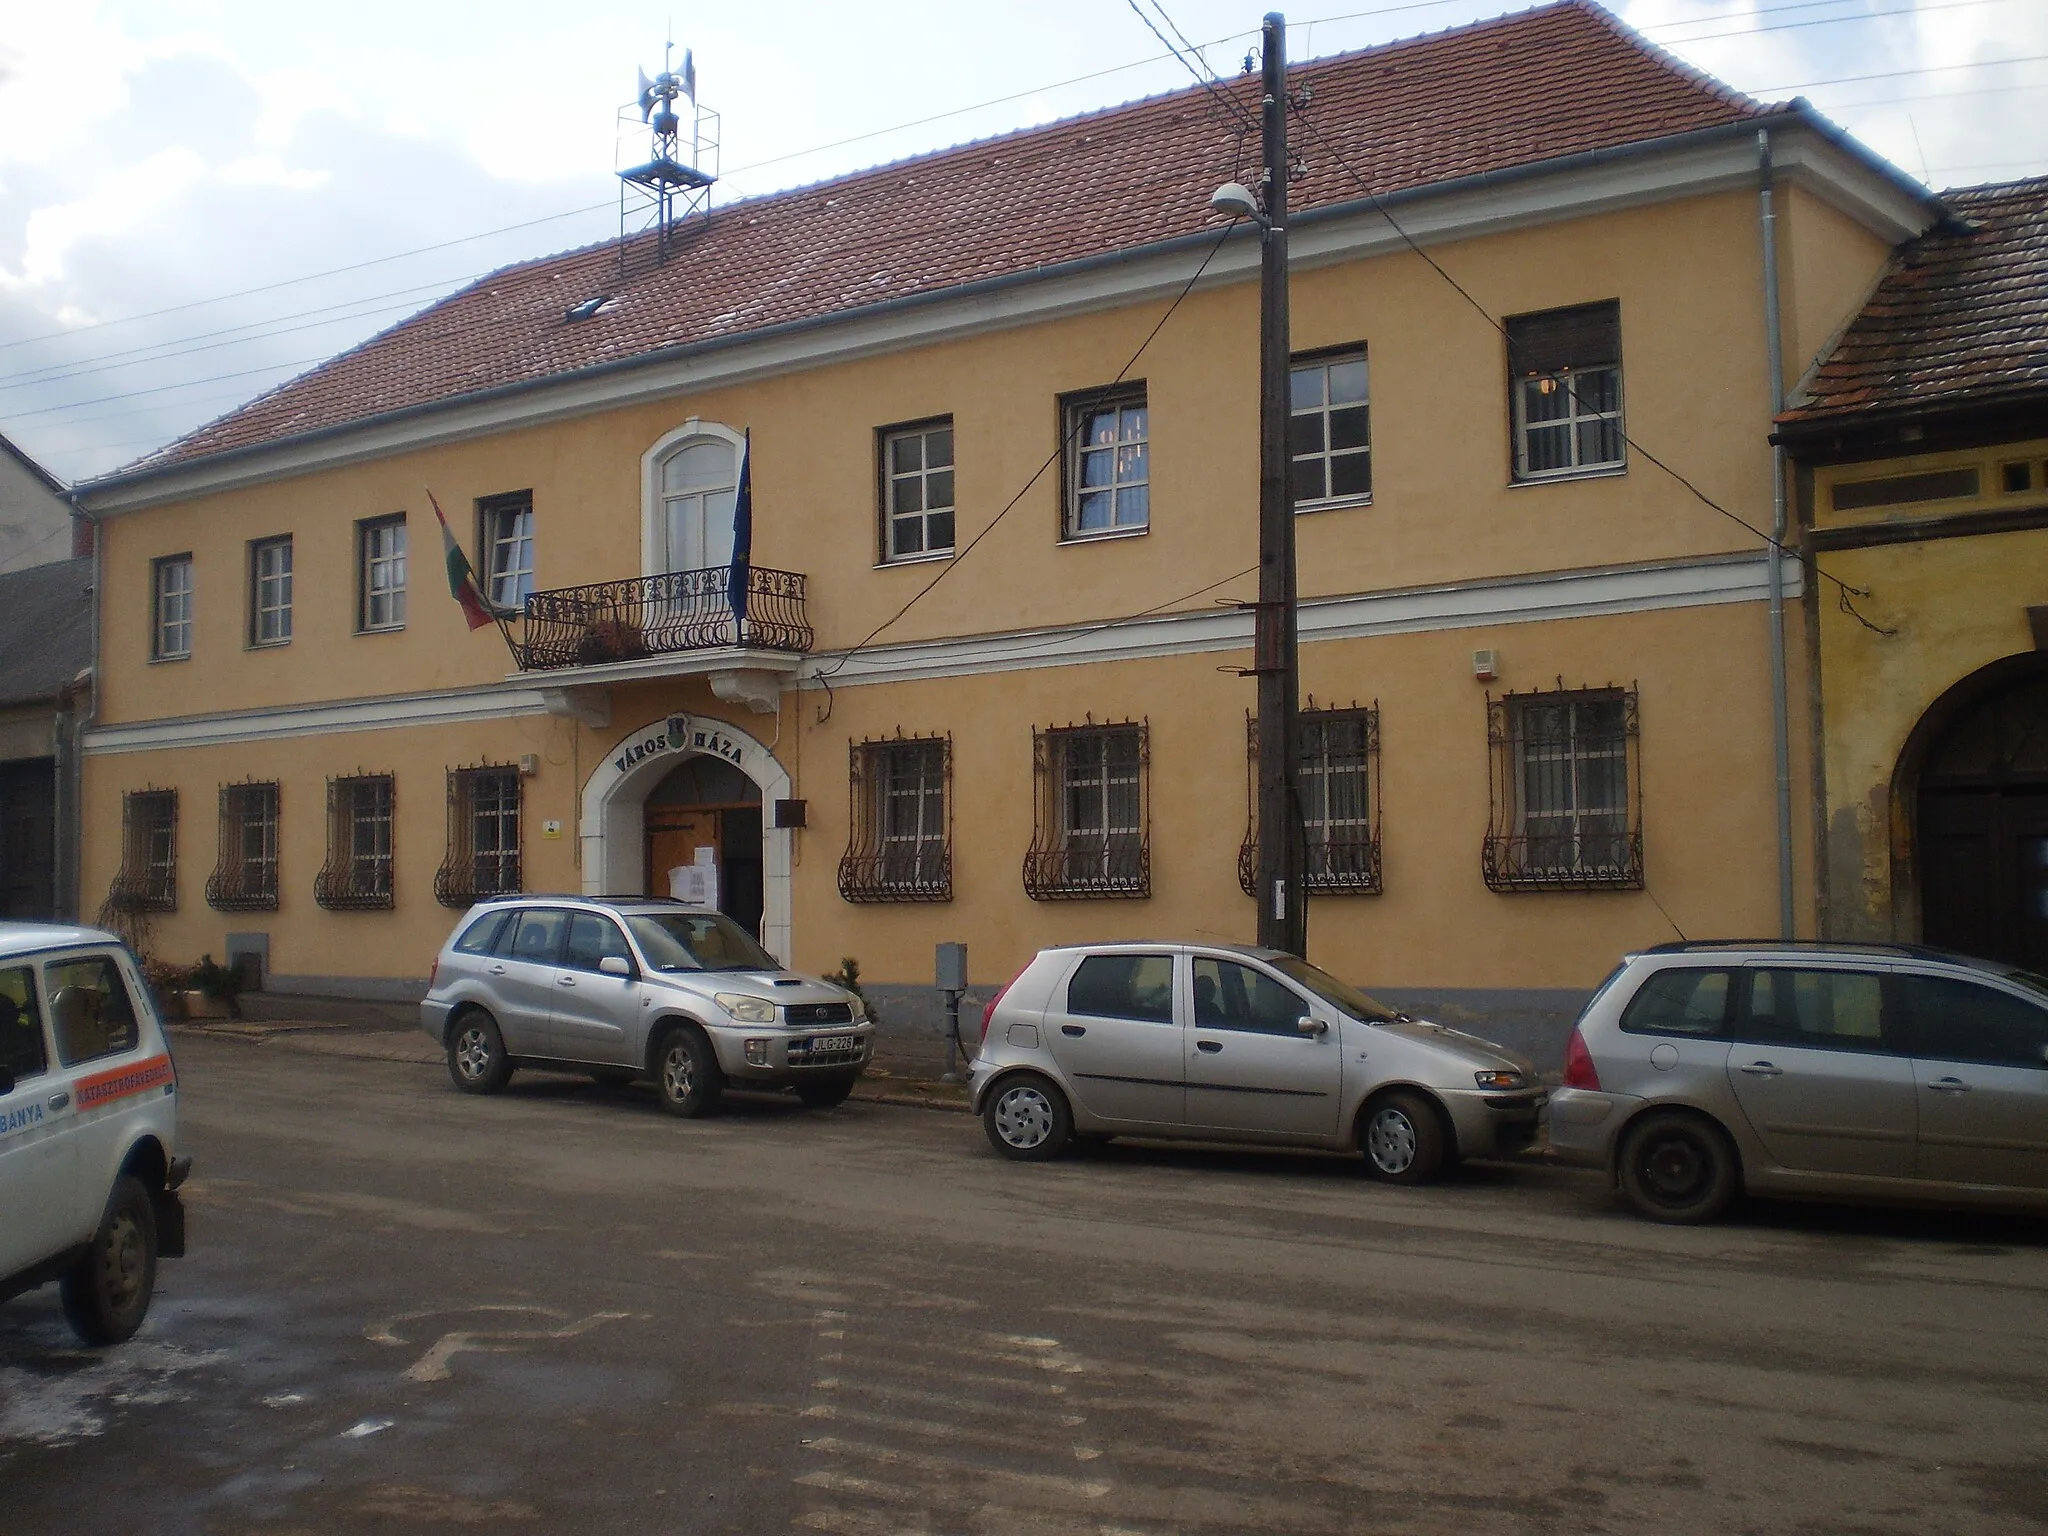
left=421, top=897, right=873, bottom=1115
left=1550, top=941, right=2048, bottom=1222
left=969, top=941, right=1544, bottom=1180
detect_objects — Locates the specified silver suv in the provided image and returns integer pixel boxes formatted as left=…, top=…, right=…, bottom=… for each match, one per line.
left=420, top=897, right=873, bottom=1115
left=1, top=923, right=190, bottom=1343
left=969, top=941, right=1544, bottom=1181
left=1549, top=941, right=2048, bottom=1223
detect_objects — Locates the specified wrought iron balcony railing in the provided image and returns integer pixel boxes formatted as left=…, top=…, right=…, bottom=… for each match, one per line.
left=517, top=566, right=812, bottom=671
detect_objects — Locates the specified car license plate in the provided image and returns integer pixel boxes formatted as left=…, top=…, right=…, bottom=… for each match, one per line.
left=808, top=1035, right=857, bottom=1053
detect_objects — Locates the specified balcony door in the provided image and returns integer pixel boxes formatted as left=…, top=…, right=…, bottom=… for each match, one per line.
left=657, top=435, right=738, bottom=575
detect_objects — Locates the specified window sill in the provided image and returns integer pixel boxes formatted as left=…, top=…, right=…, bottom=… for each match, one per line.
left=247, top=639, right=292, bottom=651
left=148, top=653, right=191, bottom=665
left=355, top=624, right=407, bottom=637
left=1058, top=525, right=1150, bottom=547
left=1509, top=464, right=1627, bottom=489
left=1296, top=493, right=1373, bottom=515
left=874, top=550, right=955, bottom=570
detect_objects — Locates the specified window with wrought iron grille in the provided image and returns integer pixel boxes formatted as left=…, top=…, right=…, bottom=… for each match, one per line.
left=316, top=773, right=395, bottom=910
left=152, top=554, right=192, bottom=661
left=249, top=535, right=293, bottom=645
left=207, top=782, right=279, bottom=911
left=359, top=514, right=407, bottom=631
left=879, top=420, right=955, bottom=562
left=1063, top=385, right=1149, bottom=538
left=1239, top=704, right=1381, bottom=896
left=1483, top=685, right=1642, bottom=891
left=108, top=789, right=177, bottom=912
left=839, top=736, right=951, bottom=901
left=1024, top=721, right=1149, bottom=899
left=479, top=491, right=534, bottom=611
left=435, top=766, right=522, bottom=908
left=1290, top=349, right=1371, bottom=508
left=1506, top=301, right=1623, bottom=481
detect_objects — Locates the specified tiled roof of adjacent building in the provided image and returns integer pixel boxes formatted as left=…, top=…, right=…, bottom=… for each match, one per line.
left=123, top=0, right=1780, bottom=477
left=1780, top=175, right=2048, bottom=428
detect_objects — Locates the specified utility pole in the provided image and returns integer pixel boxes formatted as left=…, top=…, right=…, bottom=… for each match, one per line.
left=1252, top=10, right=1306, bottom=957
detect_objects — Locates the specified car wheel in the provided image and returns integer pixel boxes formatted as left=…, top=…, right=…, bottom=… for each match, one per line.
left=982, top=1073, right=1071, bottom=1161
left=1361, top=1090, right=1448, bottom=1184
left=654, top=1028, right=723, bottom=1118
left=1617, top=1111, right=1740, bottom=1224
left=60, top=1176, right=158, bottom=1346
left=795, top=1075, right=856, bottom=1108
left=446, top=1010, right=514, bottom=1095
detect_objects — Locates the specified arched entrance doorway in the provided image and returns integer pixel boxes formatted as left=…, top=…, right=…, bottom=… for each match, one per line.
left=643, top=754, right=763, bottom=938
left=1911, top=660, right=2048, bottom=970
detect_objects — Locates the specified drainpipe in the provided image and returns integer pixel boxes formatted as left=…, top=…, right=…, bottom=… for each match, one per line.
left=1758, top=129, right=1796, bottom=939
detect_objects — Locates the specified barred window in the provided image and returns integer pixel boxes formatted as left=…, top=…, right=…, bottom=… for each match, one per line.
left=207, top=781, right=279, bottom=911
left=1483, top=685, right=1642, bottom=891
left=435, top=766, right=523, bottom=908
left=1025, top=721, right=1149, bottom=899
left=316, top=773, right=395, bottom=910
left=839, top=736, right=951, bottom=902
left=108, top=789, right=177, bottom=912
left=1239, top=704, right=1381, bottom=897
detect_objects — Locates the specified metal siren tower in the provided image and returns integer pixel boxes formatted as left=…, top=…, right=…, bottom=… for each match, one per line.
left=618, top=43, right=719, bottom=274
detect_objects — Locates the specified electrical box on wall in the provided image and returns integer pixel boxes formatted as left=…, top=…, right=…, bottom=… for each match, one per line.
left=773, top=798, right=807, bottom=828
left=1472, top=649, right=1499, bottom=682
left=518, top=753, right=540, bottom=776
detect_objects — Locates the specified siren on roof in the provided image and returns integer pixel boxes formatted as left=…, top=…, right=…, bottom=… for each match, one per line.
left=616, top=41, right=719, bottom=277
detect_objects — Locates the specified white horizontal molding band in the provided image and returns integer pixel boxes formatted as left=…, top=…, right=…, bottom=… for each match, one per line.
left=802, top=552, right=1803, bottom=688
left=78, top=121, right=1921, bottom=516
left=84, top=683, right=560, bottom=756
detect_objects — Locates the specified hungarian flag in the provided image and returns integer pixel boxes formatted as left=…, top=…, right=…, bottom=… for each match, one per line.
left=427, top=490, right=499, bottom=631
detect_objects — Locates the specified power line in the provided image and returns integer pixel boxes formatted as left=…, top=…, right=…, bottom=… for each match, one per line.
left=3, top=359, right=325, bottom=423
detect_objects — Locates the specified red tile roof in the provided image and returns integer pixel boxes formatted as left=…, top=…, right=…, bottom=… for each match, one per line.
left=129, top=0, right=1777, bottom=476
left=1779, top=175, right=2048, bottom=428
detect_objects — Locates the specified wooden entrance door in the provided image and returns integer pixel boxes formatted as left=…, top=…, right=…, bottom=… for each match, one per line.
left=647, top=808, right=721, bottom=905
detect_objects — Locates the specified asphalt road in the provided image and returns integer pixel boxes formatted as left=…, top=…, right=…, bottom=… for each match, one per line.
left=4, top=1034, right=2046, bottom=1534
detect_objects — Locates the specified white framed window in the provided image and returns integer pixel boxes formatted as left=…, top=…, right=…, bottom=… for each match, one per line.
left=1507, top=301, right=1624, bottom=481
left=1290, top=350, right=1371, bottom=507
left=359, top=515, right=407, bottom=632
left=657, top=436, right=738, bottom=572
left=880, top=420, right=955, bottom=562
left=152, top=554, right=192, bottom=661
left=249, top=536, right=293, bottom=646
left=479, top=492, right=535, bottom=610
left=1063, top=386, right=1149, bottom=538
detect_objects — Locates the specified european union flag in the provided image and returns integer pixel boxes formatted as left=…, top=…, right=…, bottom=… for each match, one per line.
left=727, top=428, right=753, bottom=637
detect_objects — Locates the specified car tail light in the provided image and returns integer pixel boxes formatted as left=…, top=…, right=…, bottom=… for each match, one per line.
left=981, top=969, right=1025, bottom=1044
left=1562, top=1027, right=1602, bottom=1092
left=428, top=956, right=440, bottom=990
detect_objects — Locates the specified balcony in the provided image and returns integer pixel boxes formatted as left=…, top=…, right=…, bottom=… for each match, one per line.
left=516, top=566, right=813, bottom=671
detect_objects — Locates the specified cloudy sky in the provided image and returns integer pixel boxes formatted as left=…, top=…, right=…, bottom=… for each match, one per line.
left=2, top=0, right=2043, bottom=489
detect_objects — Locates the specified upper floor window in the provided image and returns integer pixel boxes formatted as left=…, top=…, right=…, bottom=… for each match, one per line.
left=108, top=788, right=177, bottom=912
left=1506, top=300, right=1623, bottom=481
left=207, top=781, right=279, bottom=912
left=359, top=515, right=407, bottom=632
left=152, top=554, right=192, bottom=660
left=250, top=535, right=293, bottom=646
left=880, top=420, right=955, bottom=562
left=839, top=735, right=951, bottom=902
left=1484, top=684, right=1642, bottom=891
left=316, top=773, right=395, bottom=910
left=1239, top=703, right=1382, bottom=896
left=1290, top=349, right=1371, bottom=507
left=655, top=435, right=738, bottom=573
left=479, top=492, right=535, bottom=610
left=1064, top=386, right=1148, bottom=539
left=1025, top=720, right=1149, bottom=899
left=434, top=765, right=522, bottom=908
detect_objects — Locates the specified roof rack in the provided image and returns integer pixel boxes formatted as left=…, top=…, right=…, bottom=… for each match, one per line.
left=1639, top=938, right=1984, bottom=962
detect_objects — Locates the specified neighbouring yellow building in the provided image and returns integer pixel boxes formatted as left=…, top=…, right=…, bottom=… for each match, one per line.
left=1778, top=175, right=2048, bottom=976
left=71, top=3, right=1945, bottom=1060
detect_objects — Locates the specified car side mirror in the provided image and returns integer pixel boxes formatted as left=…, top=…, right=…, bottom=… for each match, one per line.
left=1296, top=1016, right=1328, bottom=1038
left=598, top=956, right=633, bottom=978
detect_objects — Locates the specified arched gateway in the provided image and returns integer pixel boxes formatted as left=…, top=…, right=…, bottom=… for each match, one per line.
left=580, top=714, right=794, bottom=963
left=1902, top=657, right=2048, bottom=971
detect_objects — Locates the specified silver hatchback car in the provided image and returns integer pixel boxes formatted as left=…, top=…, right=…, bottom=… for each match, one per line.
left=421, top=897, right=873, bottom=1115
left=969, top=941, right=1544, bottom=1181
left=1549, top=941, right=2048, bottom=1222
